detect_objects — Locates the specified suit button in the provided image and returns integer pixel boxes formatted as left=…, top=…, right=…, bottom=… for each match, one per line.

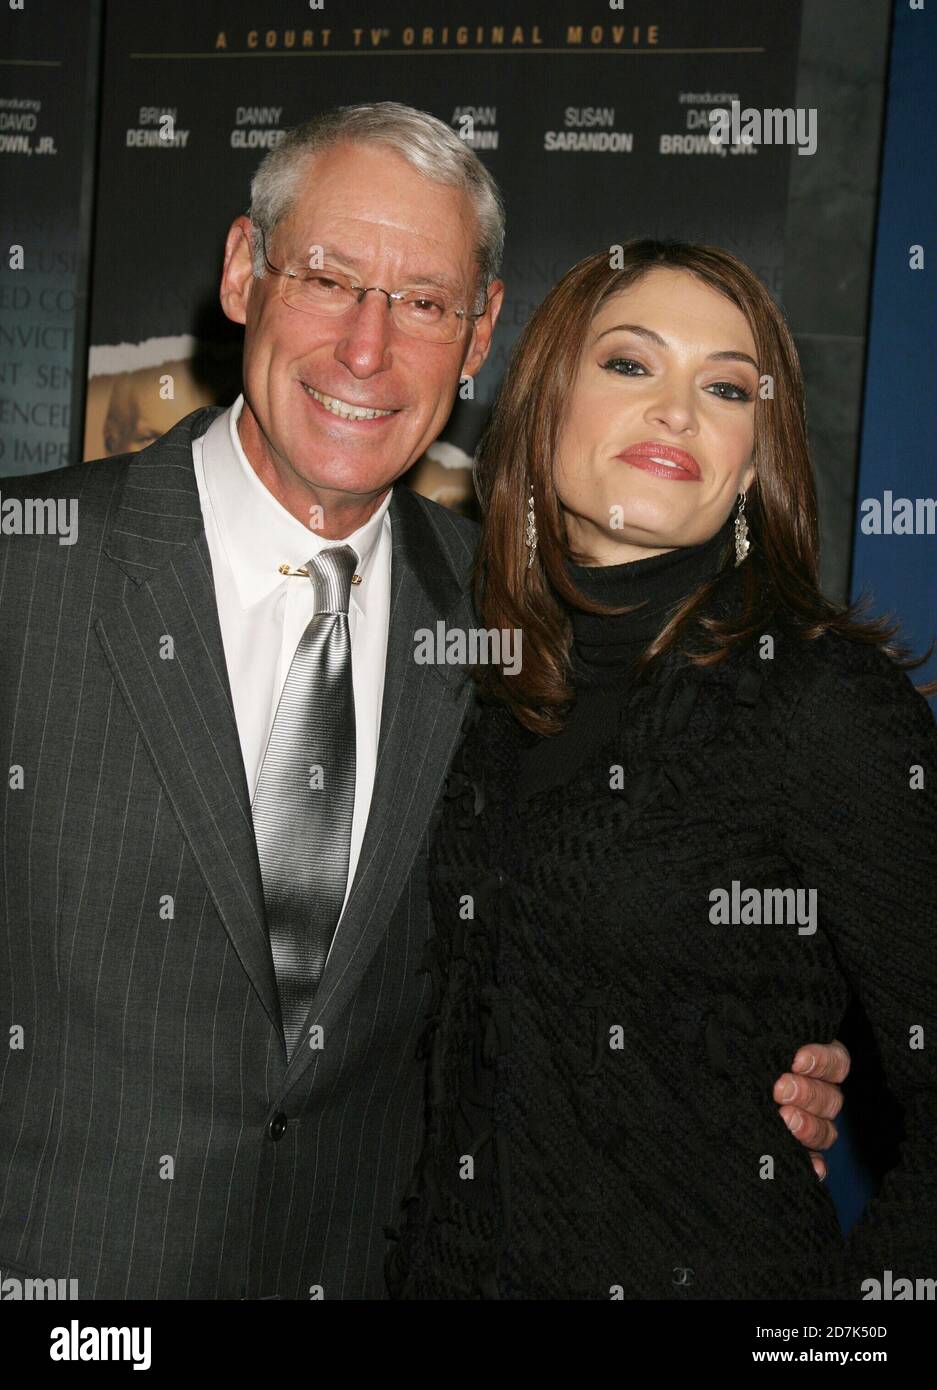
left=268, top=1112, right=288, bottom=1141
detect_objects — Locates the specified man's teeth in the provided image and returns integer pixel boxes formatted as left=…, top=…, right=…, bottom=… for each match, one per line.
left=304, top=384, right=394, bottom=420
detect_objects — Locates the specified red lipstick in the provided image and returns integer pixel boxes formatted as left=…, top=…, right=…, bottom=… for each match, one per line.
left=616, top=441, right=701, bottom=481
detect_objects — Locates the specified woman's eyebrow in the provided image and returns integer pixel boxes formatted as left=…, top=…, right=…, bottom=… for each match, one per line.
left=708, top=348, right=760, bottom=370
left=595, top=322, right=667, bottom=347
left=595, top=322, right=758, bottom=370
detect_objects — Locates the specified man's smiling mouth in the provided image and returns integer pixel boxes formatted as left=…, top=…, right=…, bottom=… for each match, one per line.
left=302, top=383, right=398, bottom=421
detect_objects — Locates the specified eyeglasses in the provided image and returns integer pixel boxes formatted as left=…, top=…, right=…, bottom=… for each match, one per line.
left=258, top=226, right=486, bottom=345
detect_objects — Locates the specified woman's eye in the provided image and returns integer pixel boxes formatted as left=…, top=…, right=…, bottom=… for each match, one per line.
left=601, top=359, right=752, bottom=400
left=707, top=381, right=752, bottom=401
left=603, top=357, right=647, bottom=376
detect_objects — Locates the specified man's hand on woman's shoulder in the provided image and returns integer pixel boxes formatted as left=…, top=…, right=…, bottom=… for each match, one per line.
left=773, top=1039, right=850, bottom=1180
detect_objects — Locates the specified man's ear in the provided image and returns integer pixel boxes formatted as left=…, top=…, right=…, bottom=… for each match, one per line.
left=219, top=215, right=257, bottom=327
left=461, top=278, right=505, bottom=381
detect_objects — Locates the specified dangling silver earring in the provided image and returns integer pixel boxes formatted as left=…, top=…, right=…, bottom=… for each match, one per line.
left=734, top=490, right=751, bottom=567
left=524, top=485, right=538, bottom=567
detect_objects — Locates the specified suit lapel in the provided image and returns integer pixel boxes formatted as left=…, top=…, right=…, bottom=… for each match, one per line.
left=94, top=408, right=282, bottom=1034
left=94, top=413, right=477, bottom=1072
left=282, top=485, right=477, bottom=1090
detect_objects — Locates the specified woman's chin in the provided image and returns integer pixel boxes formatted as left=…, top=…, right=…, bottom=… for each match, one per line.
left=602, top=506, right=683, bottom=550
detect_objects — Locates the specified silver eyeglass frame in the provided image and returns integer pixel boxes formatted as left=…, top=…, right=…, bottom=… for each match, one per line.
left=256, top=225, right=487, bottom=342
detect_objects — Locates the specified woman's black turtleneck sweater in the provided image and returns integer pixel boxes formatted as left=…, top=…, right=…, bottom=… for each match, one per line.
left=386, top=518, right=937, bottom=1302
left=518, top=513, right=735, bottom=803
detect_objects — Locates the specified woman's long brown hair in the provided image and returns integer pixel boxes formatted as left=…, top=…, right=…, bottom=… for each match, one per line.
left=473, top=239, right=936, bottom=735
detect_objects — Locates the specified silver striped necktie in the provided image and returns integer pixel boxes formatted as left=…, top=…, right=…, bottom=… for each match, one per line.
left=251, top=544, right=358, bottom=1060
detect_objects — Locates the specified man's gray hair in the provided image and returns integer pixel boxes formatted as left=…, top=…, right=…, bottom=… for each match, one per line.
left=248, top=101, right=505, bottom=311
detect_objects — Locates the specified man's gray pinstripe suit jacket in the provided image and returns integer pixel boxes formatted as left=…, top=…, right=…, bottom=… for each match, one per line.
left=0, top=406, right=479, bottom=1299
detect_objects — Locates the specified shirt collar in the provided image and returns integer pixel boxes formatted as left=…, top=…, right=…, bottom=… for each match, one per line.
left=199, top=393, right=392, bottom=615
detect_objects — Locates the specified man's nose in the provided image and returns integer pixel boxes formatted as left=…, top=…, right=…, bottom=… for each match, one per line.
left=332, top=290, right=395, bottom=377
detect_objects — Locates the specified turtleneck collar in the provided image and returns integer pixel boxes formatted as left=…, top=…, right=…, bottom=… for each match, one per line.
left=562, top=512, right=736, bottom=681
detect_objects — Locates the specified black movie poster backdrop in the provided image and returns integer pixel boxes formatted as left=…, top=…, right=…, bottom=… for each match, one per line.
left=85, top=0, right=803, bottom=508
left=0, top=0, right=100, bottom=477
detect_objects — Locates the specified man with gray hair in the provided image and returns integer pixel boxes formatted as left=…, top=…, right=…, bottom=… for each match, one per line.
left=0, top=102, right=847, bottom=1300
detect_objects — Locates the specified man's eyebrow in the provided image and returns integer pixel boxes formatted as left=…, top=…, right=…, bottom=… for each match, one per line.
left=594, top=322, right=759, bottom=371
left=299, top=242, right=463, bottom=294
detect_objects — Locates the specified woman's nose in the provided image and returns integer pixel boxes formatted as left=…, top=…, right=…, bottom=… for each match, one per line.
left=644, top=379, right=697, bottom=433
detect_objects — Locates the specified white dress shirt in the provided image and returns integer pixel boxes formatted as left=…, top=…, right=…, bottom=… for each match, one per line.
left=192, top=393, right=393, bottom=934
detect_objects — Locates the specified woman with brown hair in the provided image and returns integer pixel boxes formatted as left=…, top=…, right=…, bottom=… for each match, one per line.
left=385, top=239, right=937, bottom=1300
